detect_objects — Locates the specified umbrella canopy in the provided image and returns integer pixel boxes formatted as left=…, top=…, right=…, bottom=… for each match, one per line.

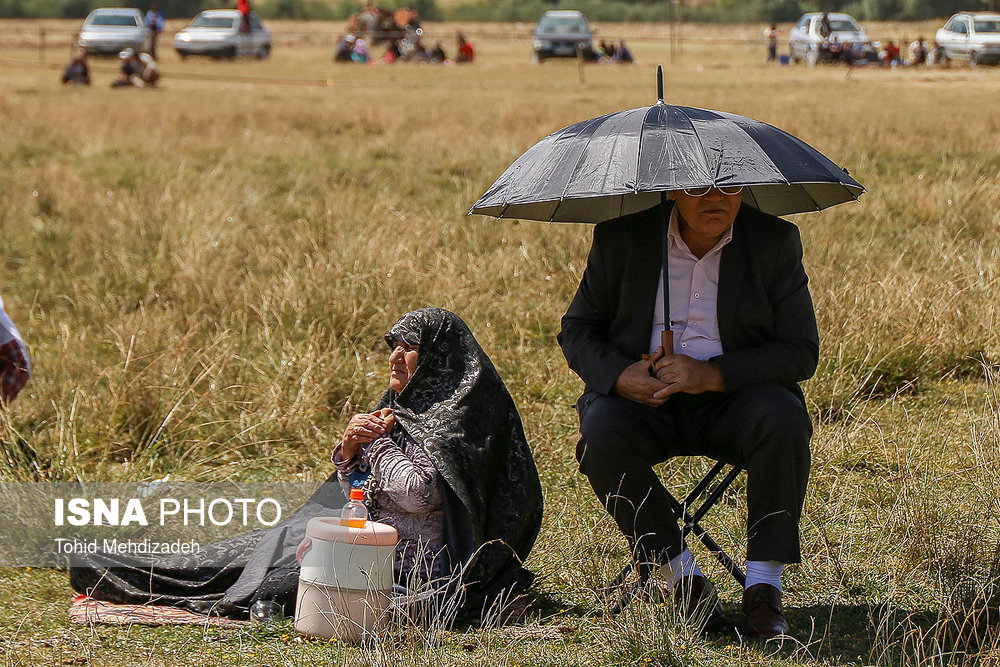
left=470, top=78, right=864, bottom=222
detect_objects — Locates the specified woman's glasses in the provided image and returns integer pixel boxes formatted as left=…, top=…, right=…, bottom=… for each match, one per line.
left=682, top=185, right=745, bottom=197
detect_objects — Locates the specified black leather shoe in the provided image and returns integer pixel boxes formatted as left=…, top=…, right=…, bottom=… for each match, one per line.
left=742, top=583, right=790, bottom=638
left=674, top=575, right=725, bottom=629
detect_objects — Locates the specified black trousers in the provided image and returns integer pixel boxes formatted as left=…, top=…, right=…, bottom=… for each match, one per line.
left=576, top=383, right=811, bottom=566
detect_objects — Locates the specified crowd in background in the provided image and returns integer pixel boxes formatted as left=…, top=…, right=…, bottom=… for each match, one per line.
left=765, top=22, right=953, bottom=68
left=62, top=47, right=160, bottom=88
left=334, top=30, right=474, bottom=65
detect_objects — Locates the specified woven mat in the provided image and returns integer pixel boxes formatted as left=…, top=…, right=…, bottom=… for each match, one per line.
left=69, top=594, right=247, bottom=627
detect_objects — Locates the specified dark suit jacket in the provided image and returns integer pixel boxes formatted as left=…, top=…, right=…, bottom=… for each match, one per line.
left=558, top=201, right=819, bottom=405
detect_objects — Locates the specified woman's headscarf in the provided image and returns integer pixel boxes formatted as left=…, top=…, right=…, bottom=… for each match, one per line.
left=376, top=308, right=544, bottom=616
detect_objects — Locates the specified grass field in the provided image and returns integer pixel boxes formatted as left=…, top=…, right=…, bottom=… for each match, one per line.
left=2, top=17, right=1000, bottom=667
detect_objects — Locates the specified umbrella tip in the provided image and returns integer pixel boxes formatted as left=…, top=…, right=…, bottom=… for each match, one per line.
left=656, top=65, right=664, bottom=104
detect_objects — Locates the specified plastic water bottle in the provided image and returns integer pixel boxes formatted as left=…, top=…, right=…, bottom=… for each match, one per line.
left=249, top=599, right=283, bottom=623
left=340, top=487, right=367, bottom=528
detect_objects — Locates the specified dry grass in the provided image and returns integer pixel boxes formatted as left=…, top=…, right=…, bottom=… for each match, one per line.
left=2, top=18, right=1000, bottom=666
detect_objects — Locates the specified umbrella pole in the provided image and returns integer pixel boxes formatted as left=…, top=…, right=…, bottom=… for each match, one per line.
left=660, top=190, right=672, bottom=355
left=657, top=65, right=664, bottom=103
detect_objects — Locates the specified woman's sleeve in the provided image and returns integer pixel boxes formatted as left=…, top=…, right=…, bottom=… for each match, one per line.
left=0, top=339, right=30, bottom=404
left=331, top=443, right=357, bottom=498
left=366, top=438, right=443, bottom=514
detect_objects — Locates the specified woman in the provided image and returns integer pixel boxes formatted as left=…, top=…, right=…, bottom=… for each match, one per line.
left=330, top=309, right=543, bottom=610
left=70, top=309, right=543, bottom=622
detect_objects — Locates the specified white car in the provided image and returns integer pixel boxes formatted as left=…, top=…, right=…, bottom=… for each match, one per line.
left=935, top=12, right=1000, bottom=66
left=77, top=8, right=151, bottom=56
left=789, top=12, right=866, bottom=65
left=174, top=10, right=271, bottom=59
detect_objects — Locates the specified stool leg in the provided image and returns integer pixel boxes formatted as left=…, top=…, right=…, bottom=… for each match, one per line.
left=667, top=466, right=747, bottom=587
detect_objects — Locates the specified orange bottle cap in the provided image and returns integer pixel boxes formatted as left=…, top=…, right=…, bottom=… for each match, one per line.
left=349, top=487, right=364, bottom=501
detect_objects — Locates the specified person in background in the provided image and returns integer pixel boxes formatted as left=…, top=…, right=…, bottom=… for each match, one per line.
left=334, top=34, right=355, bottom=62
left=430, top=40, right=447, bottom=63
left=112, top=48, right=159, bottom=87
left=456, top=32, right=474, bottom=63
left=62, top=48, right=90, bottom=86
left=351, top=37, right=369, bottom=63
left=764, top=23, right=778, bottom=63
left=237, top=0, right=251, bottom=34
left=597, top=40, right=613, bottom=61
left=828, top=35, right=843, bottom=63
left=880, top=40, right=900, bottom=67
left=908, top=36, right=927, bottom=65
left=145, top=2, right=164, bottom=59
left=382, top=39, right=401, bottom=64
left=929, top=40, right=950, bottom=67
left=615, top=40, right=634, bottom=63
left=0, top=294, right=30, bottom=406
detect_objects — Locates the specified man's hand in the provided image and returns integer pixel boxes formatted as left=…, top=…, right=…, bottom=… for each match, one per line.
left=651, top=354, right=725, bottom=399
left=613, top=360, right=670, bottom=407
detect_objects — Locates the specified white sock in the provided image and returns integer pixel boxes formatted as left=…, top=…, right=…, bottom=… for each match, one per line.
left=745, top=560, right=783, bottom=591
left=659, top=549, right=704, bottom=585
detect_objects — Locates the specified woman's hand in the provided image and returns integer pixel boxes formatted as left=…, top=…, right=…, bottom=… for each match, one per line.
left=341, top=408, right=395, bottom=459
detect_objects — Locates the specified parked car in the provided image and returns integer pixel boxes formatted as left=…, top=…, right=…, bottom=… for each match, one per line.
left=935, top=12, right=1000, bottom=66
left=789, top=12, right=866, bottom=65
left=77, top=8, right=151, bottom=56
left=174, top=10, right=271, bottom=59
left=532, top=10, right=596, bottom=63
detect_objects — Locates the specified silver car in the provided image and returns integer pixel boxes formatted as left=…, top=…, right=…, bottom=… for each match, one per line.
left=935, top=12, right=1000, bottom=66
left=174, top=10, right=271, bottom=59
left=789, top=12, right=866, bottom=65
left=77, top=8, right=151, bottom=56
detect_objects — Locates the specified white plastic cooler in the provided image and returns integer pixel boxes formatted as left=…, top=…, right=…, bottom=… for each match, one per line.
left=294, top=517, right=398, bottom=642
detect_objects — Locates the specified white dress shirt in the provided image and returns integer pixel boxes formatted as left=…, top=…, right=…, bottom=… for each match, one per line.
left=649, top=207, right=734, bottom=359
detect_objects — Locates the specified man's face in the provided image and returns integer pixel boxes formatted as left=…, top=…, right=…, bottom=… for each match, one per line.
left=668, top=188, right=742, bottom=242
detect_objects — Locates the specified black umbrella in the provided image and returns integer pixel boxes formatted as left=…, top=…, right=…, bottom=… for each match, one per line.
left=470, top=67, right=864, bottom=222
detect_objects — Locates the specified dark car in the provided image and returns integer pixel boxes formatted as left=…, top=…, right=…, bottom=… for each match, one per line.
left=532, top=10, right=595, bottom=63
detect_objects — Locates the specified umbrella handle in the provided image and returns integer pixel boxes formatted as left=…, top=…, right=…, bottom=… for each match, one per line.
left=656, top=65, right=664, bottom=103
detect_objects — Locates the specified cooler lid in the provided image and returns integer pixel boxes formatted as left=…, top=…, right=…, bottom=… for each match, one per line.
left=306, top=517, right=398, bottom=546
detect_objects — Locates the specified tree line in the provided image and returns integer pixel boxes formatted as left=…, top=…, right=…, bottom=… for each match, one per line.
left=0, top=0, right=995, bottom=23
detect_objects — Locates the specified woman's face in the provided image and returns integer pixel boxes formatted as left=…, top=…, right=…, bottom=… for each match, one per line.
left=388, top=340, right=419, bottom=392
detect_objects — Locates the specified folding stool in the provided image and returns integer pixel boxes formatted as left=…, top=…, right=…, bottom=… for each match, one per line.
left=603, top=460, right=746, bottom=615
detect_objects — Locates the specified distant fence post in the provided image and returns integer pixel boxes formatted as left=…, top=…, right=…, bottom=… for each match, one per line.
left=39, top=27, right=46, bottom=62
left=670, top=0, right=680, bottom=65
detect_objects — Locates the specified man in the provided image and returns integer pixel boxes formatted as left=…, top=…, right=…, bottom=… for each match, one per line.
left=559, top=186, right=818, bottom=638
left=112, top=48, right=159, bottom=88
left=237, top=0, right=251, bottom=34
left=907, top=36, right=927, bottom=65
left=0, top=294, right=30, bottom=406
left=764, top=22, right=778, bottom=64
left=144, top=3, right=164, bottom=59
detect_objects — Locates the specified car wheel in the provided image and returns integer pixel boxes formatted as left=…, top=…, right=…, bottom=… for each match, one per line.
left=225, top=45, right=237, bottom=59
left=257, top=44, right=270, bottom=59
left=969, top=50, right=980, bottom=67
